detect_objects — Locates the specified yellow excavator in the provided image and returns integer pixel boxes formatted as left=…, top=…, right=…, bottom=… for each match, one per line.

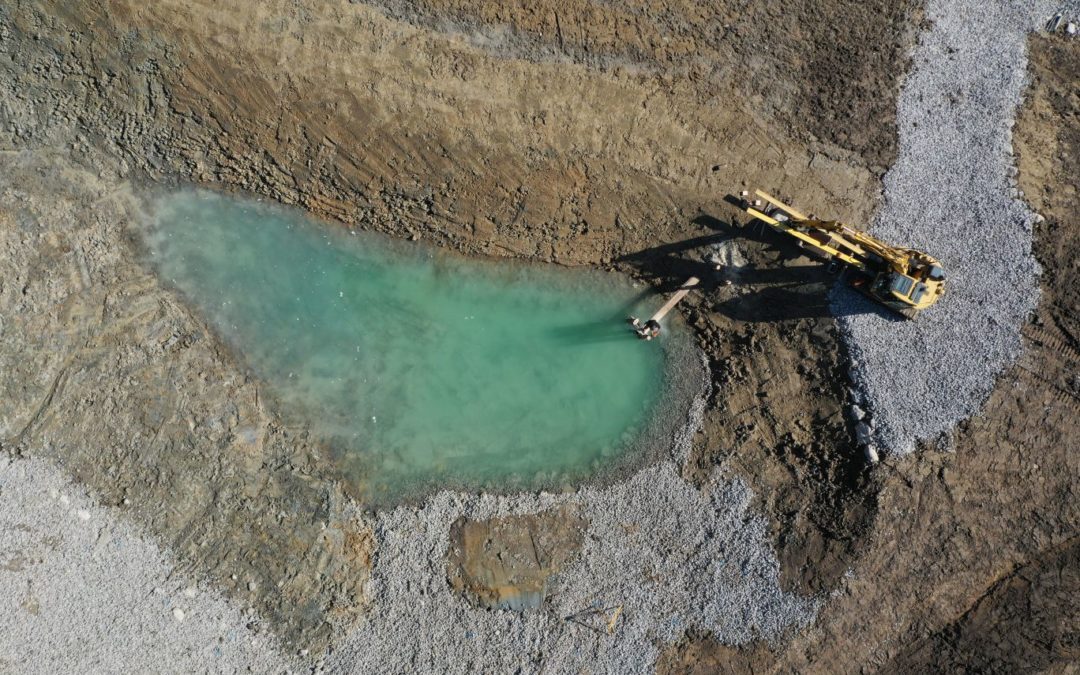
left=738, top=189, right=946, bottom=318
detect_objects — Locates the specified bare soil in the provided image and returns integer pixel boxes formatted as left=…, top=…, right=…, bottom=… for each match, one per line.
left=365, top=0, right=920, bottom=172
left=446, top=506, right=587, bottom=609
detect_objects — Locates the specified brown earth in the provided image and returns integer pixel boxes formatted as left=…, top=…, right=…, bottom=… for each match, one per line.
left=1017, top=35, right=1080, bottom=351
left=3, top=0, right=884, bottom=263
left=446, top=506, right=587, bottom=609
left=0, top=153, right=376, bottom=650
left=363, top=0, right=920, bottom=172
left=660, top=33, right=1080, bottom=674
left=2, top=0, right=922, bottom=658
left=669, top=219, right=877, bottom=597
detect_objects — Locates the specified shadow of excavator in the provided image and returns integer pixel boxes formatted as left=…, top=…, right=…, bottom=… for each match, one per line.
left=614, top=206, right=898, bottom=324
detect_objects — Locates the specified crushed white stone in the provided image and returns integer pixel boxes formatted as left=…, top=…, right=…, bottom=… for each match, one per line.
left=835, top=0, right=1080, bottom=455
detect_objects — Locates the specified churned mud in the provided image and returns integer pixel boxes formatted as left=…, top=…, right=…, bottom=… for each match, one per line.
left=661, top=28, right=1080, bottom=674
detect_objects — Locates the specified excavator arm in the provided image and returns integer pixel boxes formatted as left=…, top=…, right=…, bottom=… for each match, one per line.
left=739, top=189, right=945, bottom=317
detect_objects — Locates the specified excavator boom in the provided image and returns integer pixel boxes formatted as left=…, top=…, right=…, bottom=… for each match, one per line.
left=739, top=189, right=945, bottom=318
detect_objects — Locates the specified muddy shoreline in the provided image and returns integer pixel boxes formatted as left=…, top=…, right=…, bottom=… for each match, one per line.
left=0, top=0, right=879, bottom=656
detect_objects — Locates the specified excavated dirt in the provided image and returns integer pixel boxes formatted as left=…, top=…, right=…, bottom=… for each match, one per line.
left=660, top=32, right=1080, bottom=673
left=668, top=221, right=877, bottom=597
left=881, top=537, right=1080, bottom=672
left=446, top=505, right=587, bottom=609
left=0, top=153, right=377, bottom=650
left=1017, top=34, right=1080, bottom=351
left=1, top=0, right=920, bottom=660
left=6, top=0, right=1076, bottom=670
left=365, top=0, right=920, bottom=172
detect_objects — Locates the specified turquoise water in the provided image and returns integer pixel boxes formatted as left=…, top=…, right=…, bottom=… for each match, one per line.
left=141, top=190, right=688, bottom=501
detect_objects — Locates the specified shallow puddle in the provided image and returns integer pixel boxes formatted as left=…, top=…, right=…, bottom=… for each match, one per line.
left=139, top=190, right=696, bottom=502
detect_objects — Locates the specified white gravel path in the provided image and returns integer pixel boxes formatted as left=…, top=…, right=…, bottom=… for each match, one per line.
left=0, top=456, right=292, bottom=674
left=836, top=0, right=1080, bottom=455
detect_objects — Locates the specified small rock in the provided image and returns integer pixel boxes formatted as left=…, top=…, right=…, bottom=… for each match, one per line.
left=1067, top=22, right=1077, bottom=35
left=849, top=404, right=866, bottom=421
left=855, top=421, right=873, bottom=445
left=247, top=581, right=258, bottom=592
left=864, top=445, right=880, bottom=464
left=173, top=607, right=185, bottom=622
left=184, top=587, right=197, bottom=598
left=76, top=509, right=91, bottom=521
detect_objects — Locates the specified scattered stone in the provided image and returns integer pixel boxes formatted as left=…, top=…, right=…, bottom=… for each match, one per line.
left=855, top=421, right=874, bottom=446
left=325, top=370, right=818, bottom=673
left=0, top=458, right=290, bottom=671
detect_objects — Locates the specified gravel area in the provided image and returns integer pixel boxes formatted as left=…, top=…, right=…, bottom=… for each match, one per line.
left=324, top=357, right=820, bottom=674
left=836, top=0, right=1080, bottom=455
left=0, top=456, right=292, bottom=674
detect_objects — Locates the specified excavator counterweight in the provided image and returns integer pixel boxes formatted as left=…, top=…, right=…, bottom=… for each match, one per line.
left=739, top=189, right=945, bottom=318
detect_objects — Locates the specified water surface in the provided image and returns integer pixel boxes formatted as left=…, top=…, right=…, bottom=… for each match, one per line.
left=141, top=190, right=693, bottom=501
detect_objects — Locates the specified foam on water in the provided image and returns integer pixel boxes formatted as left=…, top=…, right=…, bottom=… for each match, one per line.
left=139, top=189, right=694, bottom=502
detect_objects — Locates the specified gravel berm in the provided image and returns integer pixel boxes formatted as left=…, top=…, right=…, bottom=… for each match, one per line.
left=835, top=0, right=1080, bottom=455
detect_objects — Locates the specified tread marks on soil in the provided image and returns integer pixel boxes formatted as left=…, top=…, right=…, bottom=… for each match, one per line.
left=2, top=363, right=71, bottom=452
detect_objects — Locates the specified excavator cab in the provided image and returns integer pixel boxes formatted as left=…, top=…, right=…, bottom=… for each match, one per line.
left=871, top=252, right=946, bottom=317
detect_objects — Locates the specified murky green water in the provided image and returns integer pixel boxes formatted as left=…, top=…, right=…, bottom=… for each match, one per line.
left=140, top=190, right=693, bottom=501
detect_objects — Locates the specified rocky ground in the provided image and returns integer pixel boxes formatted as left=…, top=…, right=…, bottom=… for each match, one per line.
left=0, top=0, right=1077, bottom=672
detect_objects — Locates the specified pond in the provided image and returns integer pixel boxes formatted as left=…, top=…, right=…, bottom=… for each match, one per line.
left=139, top=190, right=698, bottom=502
